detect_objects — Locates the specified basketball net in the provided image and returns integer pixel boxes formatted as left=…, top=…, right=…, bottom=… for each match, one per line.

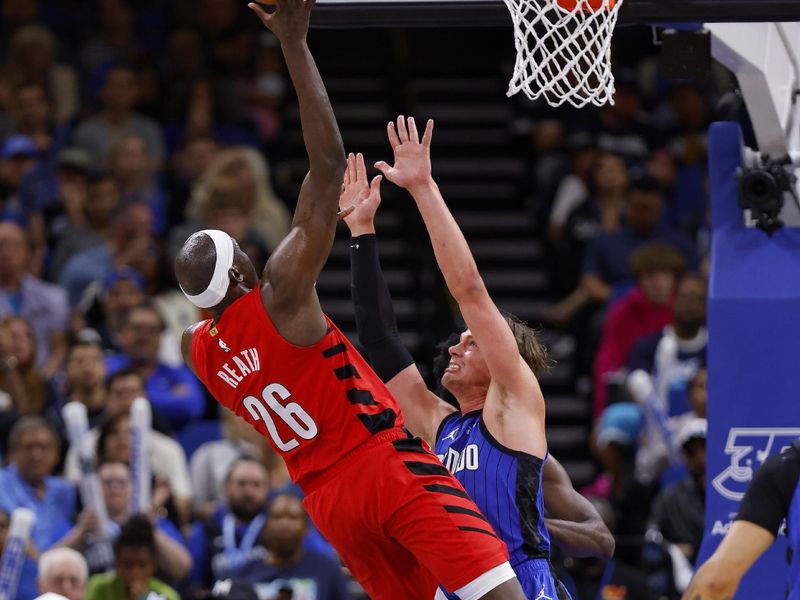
left=504, top=0, right=624, bottom=108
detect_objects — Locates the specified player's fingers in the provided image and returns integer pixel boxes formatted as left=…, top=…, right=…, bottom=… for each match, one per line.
left=387, top=122, right=401, bottom=150
left=397, top=115, right=409, bottom=143
left=369, top=175, right=383, bottom=202
left=247, top=3, right=273, bottom=26
left=337, top=205, right=355, bottom=220
left=344, top=153, right=353, bottom=186
left=422, top=119, right=434, bottom=147
left=408, top=117, right=420, bottom=144
left=356, top=153, right=367, bottom=183
left=374, top=161, right=391, bottom=177
left=349, top=152, right=358, bottom=182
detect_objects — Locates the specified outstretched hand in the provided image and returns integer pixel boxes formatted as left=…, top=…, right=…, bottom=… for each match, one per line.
left=248, top=0, right=314, bottom=44
left=375, top=116, right=434, bottom=192
left=339, top=152, right=382, bottom=237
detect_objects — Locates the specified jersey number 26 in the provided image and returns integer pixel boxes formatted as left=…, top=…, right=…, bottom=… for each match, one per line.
left=243, top=383, right=318, bottom=452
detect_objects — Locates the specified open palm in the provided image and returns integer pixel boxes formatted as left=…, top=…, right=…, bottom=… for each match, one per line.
left=340, top=152, right=382, bottom=236
left=375, top=116, right=434, bottom=191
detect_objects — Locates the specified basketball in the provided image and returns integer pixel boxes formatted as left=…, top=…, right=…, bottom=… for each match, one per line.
left=555, top=0, right=615, bottom=12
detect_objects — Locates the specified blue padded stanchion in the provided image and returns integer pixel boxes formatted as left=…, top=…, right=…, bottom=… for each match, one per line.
left=696, top=121, right=800, bottom=598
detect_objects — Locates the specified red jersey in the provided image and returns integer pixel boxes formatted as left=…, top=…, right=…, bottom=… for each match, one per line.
left=191, top=288, right=405, bottom=490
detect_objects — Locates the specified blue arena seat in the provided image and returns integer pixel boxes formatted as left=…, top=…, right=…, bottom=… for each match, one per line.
left=178, top=419, right=222, bottom=460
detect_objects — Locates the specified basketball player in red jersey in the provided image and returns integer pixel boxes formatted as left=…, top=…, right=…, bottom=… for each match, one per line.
left=175, top=1, right=527, bottom=599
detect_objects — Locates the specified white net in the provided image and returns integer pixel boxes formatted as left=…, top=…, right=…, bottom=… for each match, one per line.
left=504, top=0, right=624, bottom=108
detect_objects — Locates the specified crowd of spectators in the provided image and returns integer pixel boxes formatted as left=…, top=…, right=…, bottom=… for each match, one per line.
left=0, top=1, right=353, bottom=599
left=0, top=0, right=721, bottom=598
left=529, top=55, right=715, bottom=598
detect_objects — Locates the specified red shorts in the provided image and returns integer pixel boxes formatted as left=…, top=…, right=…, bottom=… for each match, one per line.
left=302, top=429, right=509, bottom=600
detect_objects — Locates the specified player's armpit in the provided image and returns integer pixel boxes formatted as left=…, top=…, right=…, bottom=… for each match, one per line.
left=682, top=521, right=774, bottom=600
left=386, top=365, right=456, bottom=447
left=181, top=323, right=202, bottom=376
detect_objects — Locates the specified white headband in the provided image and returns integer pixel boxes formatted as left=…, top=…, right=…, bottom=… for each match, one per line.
left=181, top=229, right=235, bottom=309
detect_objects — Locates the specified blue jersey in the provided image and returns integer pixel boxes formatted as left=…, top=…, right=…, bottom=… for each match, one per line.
left=435, top=410, right=563, bottom=599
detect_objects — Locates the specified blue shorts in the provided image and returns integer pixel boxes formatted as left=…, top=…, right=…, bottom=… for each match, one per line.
left=438, top=558, right=571, bottom=600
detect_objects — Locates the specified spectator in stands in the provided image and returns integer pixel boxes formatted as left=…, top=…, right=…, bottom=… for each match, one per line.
left=627, top=273, right=707, bottom=420
left=593, top=243, right=685, bottom=416
left=57, top=460, right=191, bottom=581
left=0, top=221, right=68, bottom=375
left=590, top=403, right=655, bottom=564
left=85, top=515, right=180, bottom=600
left=0, top=417, right=75, bottom=600
left=652, top=418, right=707, bottom=566
left=166, top=135, right=220, bottom=228
left=79, top=0, right=137, bottom=92
left=28, top=148, right=93, bottom=265
left=165, top=75, right=254, bottom=150
left=9, top=83, right=57, bottom=153
left=224, top=493, right=351, bottom=600
left=593, top=71, right=653, bottom=163
left=48, top=172, right=120, bottom=282
left=72, top=66, right=166, bottom=166
left=0, top=507, right=41, bottom=599
left=165, top=29, right=207, bottom=89
left=652, top=82, right=710, bottom=232
left=64, top=371, right=194, bottom=526
left=687, top=367, right=706, bottom=419
left=190, top=408, right=274, bottom=519
left=545, top=174, right=698, bottom=329
left=185, top=147, right=290, bottom=253
left=6, top=25, right=79, bottom=126
left=583, top=174, right=698, bottom=299
left=51, top=339, right=108, bottom=427
left=0, top=316, right=46, bottom=417
left=188, top=457, right=271, bottom=591
left=58, top=201, right=156, bottom=307
left=81, top=267, right=146, bottom=354
left=106, top=302, right=204, bottom=428
left=562, top=497, right=657, bottom=600
left=245, top=34, right=287, bottom=142
left=548, top=151, right=629, bottom=300
left=0, top=134, right=40, bottom=223
left=170, top=169, right=271, bottom=275
left=0, top=73, right=16, bottom=140
left=38, top=547, right=89, bottom=600
left=106, top=135, right=168, bottom=235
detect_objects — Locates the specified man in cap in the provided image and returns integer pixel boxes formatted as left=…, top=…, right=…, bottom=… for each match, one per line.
left=652, top=418, right=707, bottom=565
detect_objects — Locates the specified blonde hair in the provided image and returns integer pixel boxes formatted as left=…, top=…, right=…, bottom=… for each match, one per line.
left=187, top=147, right=290, bottom=250
left=500, top=311, right=552, bottom=376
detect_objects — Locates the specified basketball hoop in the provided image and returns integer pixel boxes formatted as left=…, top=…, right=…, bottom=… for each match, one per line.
left=503, top=0, right=624, bottom=108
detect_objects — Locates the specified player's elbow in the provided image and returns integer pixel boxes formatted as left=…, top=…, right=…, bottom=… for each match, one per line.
left=692, top=562, right=739, bottom=599
left=451, top=272, right=486, bottom=304
left=598, top=529, right=615, bottom=560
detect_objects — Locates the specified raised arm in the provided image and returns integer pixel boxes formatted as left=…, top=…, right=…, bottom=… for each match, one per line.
left=542, top=456, right=615, bottom=559
left=248, top=1, right=345, bottom=328
left=376, top=117, right=545, bottom=447
left=340, top=153, right=456, bottom=445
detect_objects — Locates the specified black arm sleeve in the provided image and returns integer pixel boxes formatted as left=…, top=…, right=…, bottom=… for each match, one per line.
left=350, top=234, right=415, bottom=382
left=736, top=445, right=800, bottom=535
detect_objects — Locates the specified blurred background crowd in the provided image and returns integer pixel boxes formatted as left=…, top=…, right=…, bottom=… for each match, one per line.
left=0, top=0, right=743, bottom=598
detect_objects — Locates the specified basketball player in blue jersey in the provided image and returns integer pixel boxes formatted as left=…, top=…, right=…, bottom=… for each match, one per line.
left=340, top=119, right=613, bottom=599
